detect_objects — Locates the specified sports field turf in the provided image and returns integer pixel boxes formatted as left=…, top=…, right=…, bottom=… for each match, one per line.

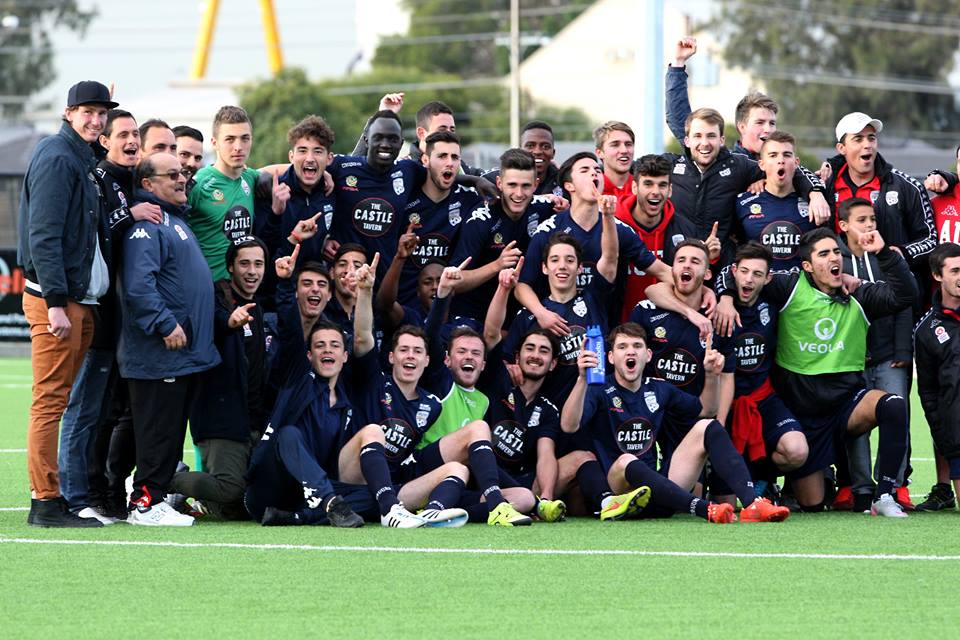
left=1, top=357, right=959, bottom=639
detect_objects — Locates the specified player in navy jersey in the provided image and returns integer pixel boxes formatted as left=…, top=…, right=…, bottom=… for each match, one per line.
left=734, top=132, right=821, bottom=272
left=503, top=211, right=618, bottom=403
left=347, top=255, right=471, bottom=526
left=483, top=260, right=632, bottom=519
left=377, top=223, right=443, bottom=331
left=561, top=323, right=790, bottom=523
left=449, top=148, right=560, bottom=323
left=396, top=131, right=483, bottom=306
left=516, top=152, right=670, bottom=334
left=724, top=243, right=808, bottom=501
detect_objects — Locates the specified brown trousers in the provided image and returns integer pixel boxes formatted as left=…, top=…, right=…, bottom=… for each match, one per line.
left=22, top=294, right=95, bottom=499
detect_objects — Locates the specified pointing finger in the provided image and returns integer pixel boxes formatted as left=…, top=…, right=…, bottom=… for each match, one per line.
left=458, top=256, right=472, bottom=270
left=290, top=243, right=301, bottom=261
left=370, top=252, right=380, bottom=272
left=514, top=255, right=525, bottom=273
left=709, top=221, right=719, bottom=238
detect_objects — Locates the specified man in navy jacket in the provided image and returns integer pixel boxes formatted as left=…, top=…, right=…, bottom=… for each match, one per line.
left=118, top=152, right=220, bottom=526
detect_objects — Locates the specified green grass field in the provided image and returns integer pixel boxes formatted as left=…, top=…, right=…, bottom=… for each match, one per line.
left=2, top=357, right=960, bottom=639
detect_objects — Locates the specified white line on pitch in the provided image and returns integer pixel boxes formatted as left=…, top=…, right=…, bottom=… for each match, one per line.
left=1, top=537, right=959, bottom=562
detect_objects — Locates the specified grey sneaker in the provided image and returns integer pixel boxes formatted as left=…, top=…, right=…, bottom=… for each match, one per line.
left=871, top=493, right=908, bottom=518
left=915, top=483, right=956, bottom=512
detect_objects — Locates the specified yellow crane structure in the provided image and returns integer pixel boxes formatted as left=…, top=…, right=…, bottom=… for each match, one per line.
left=190, top=0, right=284, bottom=80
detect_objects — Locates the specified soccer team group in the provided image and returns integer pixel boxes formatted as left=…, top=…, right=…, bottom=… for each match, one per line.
left=18, top=37, right=960, bottom=529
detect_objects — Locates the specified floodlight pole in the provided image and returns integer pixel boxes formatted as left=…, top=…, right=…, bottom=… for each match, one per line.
left=190, top=0, right=219, bottom=80
left=509, top=0, right=520, bottom=147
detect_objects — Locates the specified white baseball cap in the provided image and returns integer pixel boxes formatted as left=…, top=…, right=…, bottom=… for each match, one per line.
left=835, top=112, right=883, bottom=142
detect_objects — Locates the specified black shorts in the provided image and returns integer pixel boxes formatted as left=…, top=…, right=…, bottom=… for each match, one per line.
left=789, top=388, right=867, bottom=480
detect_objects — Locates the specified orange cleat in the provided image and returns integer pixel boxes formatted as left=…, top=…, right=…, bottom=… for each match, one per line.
left=707, top=502, right=736, bottom=524
left=831, top=486, right=853, bottom=511
left=895, top=486, right=916, bottom=511
left=740, top=497, right=790, bottom=523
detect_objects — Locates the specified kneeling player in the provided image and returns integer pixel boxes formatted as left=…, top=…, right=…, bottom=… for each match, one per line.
left=561, top=323, right=789, bottom=523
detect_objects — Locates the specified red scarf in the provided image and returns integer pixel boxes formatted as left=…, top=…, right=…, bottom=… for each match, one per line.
left=730, top=378, right=775, bottom=461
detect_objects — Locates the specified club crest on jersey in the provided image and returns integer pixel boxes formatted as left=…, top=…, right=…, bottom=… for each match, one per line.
left=573, top=298, right=587, bottom=317
left=644, top=390, right=660, bottom=413
left=798, top=200, right=809, bottom=219
left=346, top=175, right=358, bottom=188
left=886, top=191, right=899, bottom=206
left=869, top=190, right=880, bottom=204
left=494, top=232, right=504, bottom=245
left=174, top=224, right=188, bottom=241
left=935, top=325, right=950, bottom=343
left=654, top=326, right=667, bottom=339
left=506, top=392, right=515, bottom=409
left=750, top=203, right=762, bottom=215
left=393, top=177, right=405, bottom=195
left=449, top=202, right=462, bottom=225
left=383, top=392, right=392, bottom=406
left=528, top=408, right=541, bottom=427
left=212, top=188, right=225, bottom=203
left=241, top=180, right=251, bottom=196
left=527, top=213, right=540, bottom=237
left=408, top=213, right=420, bottom=225
left=673, top=164, right=686, bottom=175
left=719, top=168, right=731, bottom=177
left=612, top=396, right=623, bottom=410
left=760, top=306, right=770, bottom=326
left=415, top=410, right=429, bottom=428
left=671, top=234, right=684, bottom=246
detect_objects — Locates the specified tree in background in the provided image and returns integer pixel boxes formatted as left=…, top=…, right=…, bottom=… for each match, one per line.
left=709, top=0, right=960, bottom=146
left=0, top=1, right=96, bottom=119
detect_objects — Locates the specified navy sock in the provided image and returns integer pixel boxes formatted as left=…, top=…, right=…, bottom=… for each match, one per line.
left=703, top=420, right=757, bottom=506
left=426, top=476, right=465, bottom=511
left=359, top=442, right=398, bottom=516
left=468, top=441, right=505, bottom=511
left=464, top=501, right=489, bottom=523
left=576, top=459, right=612, bottom=509
left=875, top=394, right=908, bottom=498
left=624, top=459, right=707, bottom=519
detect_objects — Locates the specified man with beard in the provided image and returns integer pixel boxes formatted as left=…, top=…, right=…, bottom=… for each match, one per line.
left=448, top=148, right=559, bottom=323
left=171, top=237, right=270, bottom=519
left=562, top=323, right=789, bottom=523
left=715, top=228, right=916, bottom=516
left=119, top=153, right=220, bottom=525
left=395, top=131, right=482, bottom=306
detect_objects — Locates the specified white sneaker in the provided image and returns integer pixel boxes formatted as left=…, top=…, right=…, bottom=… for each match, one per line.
left=380, top=503, right=427, bottom=528
left=77, top=506, right=118, bottom=525
left=871, top=493, right=908, bottom=518
left=418, top=508, right=469, bottom=528
left=128, top=501, right=195, bottom=527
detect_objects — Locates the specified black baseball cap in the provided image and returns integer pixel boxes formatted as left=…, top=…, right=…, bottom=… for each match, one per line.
left=66, top=81, right=119, bottom=109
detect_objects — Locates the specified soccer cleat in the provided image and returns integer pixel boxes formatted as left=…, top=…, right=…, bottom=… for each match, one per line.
left=128, top=501, right=195, bottom=526
left=740, top=497, right=790, bottom=523
left=381, top=503, right=427, bottom=528
left=871, top=493, right=908, bottom=518
left=29, top=498, right=103, bottom=528
left=706, top=502, right=736, bottom=524
left=487, top=501, right=533, bottom=526
left=77, top=506, right=118, bottom=525
left=894, top=486, right=915, bottom=511
left=418, top=508, right=469, bottom=528
left=261, top=507, right=300, bottom=526
left=536, top=498, right=567, bottom=522
left=831, top=486, right=854, bottom=511
left=600, top=486, right=650, bottom=521
left=853, top=493, right=874, bottom=514
left=915, top=483, right=956, bottom=512
left=326, top=495, right=365, bottom=528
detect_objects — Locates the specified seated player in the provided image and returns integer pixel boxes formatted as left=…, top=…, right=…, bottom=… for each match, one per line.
left=715, top=228, right=916, bottom=516
left=483, top=260, right=629, bottom=520
left=561, top=323, right=790, bottom=523
left=503, top=192, right=619, bottom=402
left=244, top=319, right=428, bottom=528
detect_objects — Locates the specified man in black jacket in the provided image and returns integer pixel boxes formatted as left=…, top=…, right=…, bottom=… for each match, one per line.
left=171, top=237, right=269, bottom=519
left=18, top=80, right=117, bottom=528
left=914, top=242, right=960, bottom=511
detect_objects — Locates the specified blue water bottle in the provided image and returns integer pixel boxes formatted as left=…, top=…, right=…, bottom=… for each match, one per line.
left=585, top=325, right=605, bottom=385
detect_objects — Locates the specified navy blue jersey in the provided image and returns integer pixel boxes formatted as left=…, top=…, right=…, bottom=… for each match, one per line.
left=580, top=376, right=702, bottom=472
left=519, top=210, right=657, bottom=294
left=629, top=301, right=735, bottom=396
left=485, top=383, right=561, bottom=476
left=398, top=184, right=483, bottom=306
left=732, top=300, right=778, bottom=397
left=327, top=155, right=425, bottom=275
left=503, top=275, right=614, bottom=403
left=348, top=349, right=442, bottom=473
left=449, top=196, right=556, bottom=322
left=736, top=191, right=816, bottom=271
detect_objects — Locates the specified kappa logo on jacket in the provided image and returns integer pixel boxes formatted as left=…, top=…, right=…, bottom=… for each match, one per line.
left=129, top=228, right=151, bottom=240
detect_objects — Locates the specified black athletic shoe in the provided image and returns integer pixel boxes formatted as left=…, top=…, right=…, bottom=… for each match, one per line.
left=852, top=492, right=874, bottom=513
left=29, top=498, right=103, bottom=528
left=326, top=495, right=364, bottom=528
left=915, top=483, right=956, bottom=512
left=261, top=506, right=300, bottom=526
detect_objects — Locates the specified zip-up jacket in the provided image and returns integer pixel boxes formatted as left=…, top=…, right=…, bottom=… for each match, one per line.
left=18, top=122, right=107, bottom=308
left=915, top=292, right=960, bottom=459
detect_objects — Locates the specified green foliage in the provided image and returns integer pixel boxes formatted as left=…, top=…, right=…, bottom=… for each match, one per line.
left=708, top=0, right=960, bottom=147
left=0, top=1, right=96, bottom=118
